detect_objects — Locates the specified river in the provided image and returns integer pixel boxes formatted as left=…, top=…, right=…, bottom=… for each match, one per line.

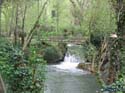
left=44, top=44, right=100, bottom=93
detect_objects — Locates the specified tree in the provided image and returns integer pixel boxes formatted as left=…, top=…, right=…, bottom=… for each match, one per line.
left=23, top=0, right=49, bottom=50
left=111, top=0, right=125, bottom=74
left=0, top=0, right=3, bottom=36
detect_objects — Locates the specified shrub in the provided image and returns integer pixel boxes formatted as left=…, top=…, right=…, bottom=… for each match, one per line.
left=0, top=37, right=46, bottom=93
left=90, top=32, right=104, bottom=49
left=43, top=46, right=62, bottom=63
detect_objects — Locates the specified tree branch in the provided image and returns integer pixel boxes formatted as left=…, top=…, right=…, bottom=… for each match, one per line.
left=23, top=0, right=49, bottom=50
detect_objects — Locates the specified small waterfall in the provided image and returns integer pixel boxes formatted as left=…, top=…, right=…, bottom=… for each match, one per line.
left=54, top=44, right=84, bottom=73
left=45, top=44, right=100, bottom=93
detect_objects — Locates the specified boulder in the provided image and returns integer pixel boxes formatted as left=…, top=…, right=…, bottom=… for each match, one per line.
left=43, top=43, right=67, bottom=64
left=77, top=63, right=92, bottom=71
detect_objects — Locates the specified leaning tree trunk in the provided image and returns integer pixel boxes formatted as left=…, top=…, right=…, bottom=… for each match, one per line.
left=14, top=3, right=19, bottom=45
left=21, top=4, right=27, bottom=46
left=23, top=0, right=48, bottom=50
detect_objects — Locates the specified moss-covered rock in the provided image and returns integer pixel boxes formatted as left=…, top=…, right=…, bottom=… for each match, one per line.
left=43, top=43, right=67, bottom=64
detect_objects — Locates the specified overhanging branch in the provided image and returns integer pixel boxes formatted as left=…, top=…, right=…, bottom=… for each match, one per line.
left=23, top=0, right=49, bottom=50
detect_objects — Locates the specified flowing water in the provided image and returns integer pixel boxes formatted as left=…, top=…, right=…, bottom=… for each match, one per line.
left=44, top=44, right=100, bottom=93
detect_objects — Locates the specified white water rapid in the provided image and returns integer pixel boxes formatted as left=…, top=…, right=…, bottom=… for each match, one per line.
left=53, top=44, right=85, bottom=73
left=44, top=44, right=100, bottom=93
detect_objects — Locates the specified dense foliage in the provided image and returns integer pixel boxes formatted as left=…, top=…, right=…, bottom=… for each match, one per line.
left=0, top=0, right=125, bottom=93
left=0, top=37, right=46, bottom=93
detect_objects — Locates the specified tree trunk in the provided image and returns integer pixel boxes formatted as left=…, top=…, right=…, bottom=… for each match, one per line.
left=14, top=3, right=19, bottom=45
left=0, top=0, right=3, bottom=36
left=110, top=0, right=125, bottom=75
left=23, top=0, right=48, bottom=50
left=21, top=4, right=27, bottom=46
left=0, top=75, right=6, bottom=93
left=116, top=0, right=125, bottom=73
left=9, top=3, right=15, bottom=37
left=116, top=0, right=125, bottom=37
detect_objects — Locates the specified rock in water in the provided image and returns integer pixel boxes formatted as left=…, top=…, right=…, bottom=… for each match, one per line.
left=77, top=63, right=92, bottom=71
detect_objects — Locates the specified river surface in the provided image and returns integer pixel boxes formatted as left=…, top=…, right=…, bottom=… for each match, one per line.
left=44, top=44, right=100, bottom=93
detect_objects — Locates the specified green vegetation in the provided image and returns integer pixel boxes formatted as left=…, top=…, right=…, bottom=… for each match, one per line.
left=0, top=0, right=125, bottom=93
left=0, top=37, right=46, bottom=93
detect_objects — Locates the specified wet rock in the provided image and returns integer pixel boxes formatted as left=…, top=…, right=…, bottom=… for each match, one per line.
left=77, top=63, right=92, bottom=71
left=58, top=43, right=67, bottom=61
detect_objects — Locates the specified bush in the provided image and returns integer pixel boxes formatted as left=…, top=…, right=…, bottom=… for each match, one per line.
left=101, top=76, right=125, bottom=93
left=0, top=38, right=46, bottom=93
left=43, top=46, right=62, bottom=63
left=82, top=42, right=97, bottom=63
left=90, top=32, right=104, bottom=49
